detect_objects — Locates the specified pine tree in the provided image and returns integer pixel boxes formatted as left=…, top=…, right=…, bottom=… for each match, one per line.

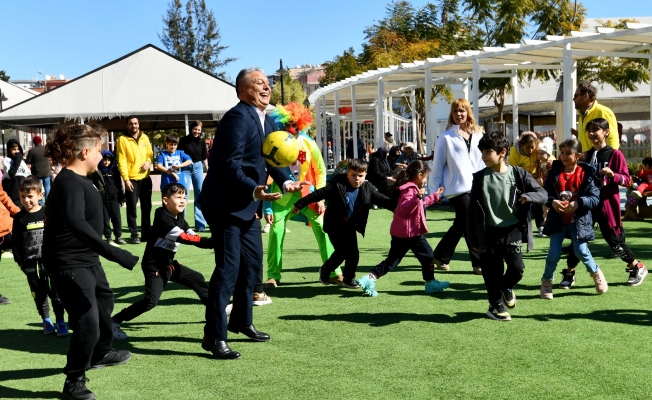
left=159, top=0, right=236, bottom=80
left=0, top=70, right=9, bottom=82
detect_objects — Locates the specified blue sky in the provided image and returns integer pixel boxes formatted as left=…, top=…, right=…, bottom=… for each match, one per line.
left=1, top=0, right=650, bottom=83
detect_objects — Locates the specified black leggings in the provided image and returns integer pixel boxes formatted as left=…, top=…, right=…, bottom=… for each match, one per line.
left=113, top=261, right=208, bottom=323
left=371, top=235, right=435, bottom=281
left=103, top=200, right=123, bottom=240
left=21, top=261, right=65, bottom=321
left=433, top=193, right=481, bottom=267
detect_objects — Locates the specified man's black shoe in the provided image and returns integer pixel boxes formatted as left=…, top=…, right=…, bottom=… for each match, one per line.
left=227, top=324, right=270, bottom=342
left=202, top=338, right=241, bottom=359
left=90, top=349, right=131, bottom=370
left=131, top=237, right=141, bottom=244
left=62, top=377, right=96, bottom=400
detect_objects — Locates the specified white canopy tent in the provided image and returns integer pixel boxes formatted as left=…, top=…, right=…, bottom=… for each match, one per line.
left=309, top=23, right=652, bottom=164
left=0, top=80, right=37, bottom=111
left=0, top=44, right=239, bottom=132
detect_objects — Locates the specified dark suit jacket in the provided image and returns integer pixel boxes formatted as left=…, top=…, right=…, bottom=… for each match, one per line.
left=199, top=101, right=287, bottom=221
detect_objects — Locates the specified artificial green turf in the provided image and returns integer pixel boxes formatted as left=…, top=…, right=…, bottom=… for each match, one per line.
left=1, top=200, right=652, bottom=399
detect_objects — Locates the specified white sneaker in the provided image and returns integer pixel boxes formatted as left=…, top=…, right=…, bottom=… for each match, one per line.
left=262, top=223, right=271, bottom=233
left=537, top=226, right=547, bottom=238
left=253, top=292, right=272, bottom=306
left=632, top=190, right=643, bottom=199
left=225, top=303, right=233, bottom=316
left=112, top=322, right=128, bottom=340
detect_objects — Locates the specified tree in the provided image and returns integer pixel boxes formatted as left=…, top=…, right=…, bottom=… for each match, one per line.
left=320, top=48, right=364, bottom=86
left=159, top=0, right=236, bottom=79
left=0, top=70, right=9, bottom=82
left=270, top=72, right=307, bottom=106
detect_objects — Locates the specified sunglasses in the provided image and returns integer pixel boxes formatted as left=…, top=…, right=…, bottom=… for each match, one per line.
left=573, top=92, right=585, bottom=99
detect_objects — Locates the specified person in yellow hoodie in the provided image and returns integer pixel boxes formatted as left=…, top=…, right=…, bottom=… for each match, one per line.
left=571, top=81, right=619, bottom=152
left=262, top=103, right=341, bottom=288
left=117, top=116, right=154, bottom=244
left=509, top=131, right=540, bottom=175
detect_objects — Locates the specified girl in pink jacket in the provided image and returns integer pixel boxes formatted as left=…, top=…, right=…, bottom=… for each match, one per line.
left=359, top=160, right=449, bottom=297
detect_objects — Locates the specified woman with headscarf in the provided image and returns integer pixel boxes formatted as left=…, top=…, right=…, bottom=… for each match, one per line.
left=367, top=147, right=395, bottom=196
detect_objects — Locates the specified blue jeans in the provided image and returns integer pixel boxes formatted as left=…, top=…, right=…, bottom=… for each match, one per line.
left=543, top=223, right=598, bottom=281
left=186, top=161, right=206, bottom=230
left=38, top=176, right=51, bottom=206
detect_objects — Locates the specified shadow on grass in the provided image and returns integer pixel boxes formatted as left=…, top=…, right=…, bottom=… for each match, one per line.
left=279, top=311, right=480, bottom=326
left=271, top=285, right=365, bottom=299
left=0, top=368, right=61, bottom=399
left=522, top=309, right=652, bottom=326
left=0, top=330, right=68, bottom=355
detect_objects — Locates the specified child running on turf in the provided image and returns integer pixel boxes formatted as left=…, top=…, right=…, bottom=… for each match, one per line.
left=111, top=183, right=214, bottom=340
left=90, top=151, right=126, bottom=246
left=357, top=160, right=450, bottom=297
left=563, top=118, right=647, bottom=287
left=292, top=158, right=396, bottom=289
left=468, top=132, right=547, bottom=321
left=12, top=176, right=69, bottom=336
left=540, top=138, right=605, bottom=300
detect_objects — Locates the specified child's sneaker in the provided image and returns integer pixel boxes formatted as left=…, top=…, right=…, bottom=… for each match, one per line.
left=261, top=223, right=271, bottom=233
left=56, top=321, right=69, bottom=337
left=43, top=320, right=55, bottom=335
left=486, top=302, right=511, bottom=321
left=632, top=190, right=643, bottom=199
left=0, top=294, right=10, bottom=305
left=433, top=258, right=450, bottom=271
left=559, top=269, right=576, bottom=289
left=106, top=238, right=119, bottom=247
left=318, top=267, right=331, bottom=285
left=537, top=226, right=547, bottom=237
left=115, top=238, right=127, bottom=245
left=502, top=288, right=516, bottom=308
left=112, top=322, right=128, bottom=340
left=62, top=377, right=95, bottom=400
left=424, top=279, right=450, bottom=294
left=342, top=278, right=360, bottom=289
left=540, top=280, right=553, bottom=299
left=253, top=292, right=272, bottom=306
left=626, top=262, right=648, bottom=286
left=358, top=274, right=378, bottom=297
left=590, top=269, right=608, bottom=294
left=225, top=303, right=233, bottom=316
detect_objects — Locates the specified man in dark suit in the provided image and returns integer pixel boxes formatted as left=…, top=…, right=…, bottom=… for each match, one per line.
left=200, top=68, right=307, bottom=359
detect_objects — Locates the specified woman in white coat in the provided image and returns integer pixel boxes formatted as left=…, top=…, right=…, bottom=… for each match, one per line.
left=429, top=99, right=484, bottom=274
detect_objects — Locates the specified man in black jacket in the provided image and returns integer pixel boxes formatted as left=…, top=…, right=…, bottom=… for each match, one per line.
left=293, top=159, right=396, bottom=288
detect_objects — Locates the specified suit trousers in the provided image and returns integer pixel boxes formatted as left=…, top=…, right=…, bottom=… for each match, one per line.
left=205, top=214, right=261, bottom=341
left=124, top=177, right=152, bottom=240
left=47, top=263, right=114, bottom=381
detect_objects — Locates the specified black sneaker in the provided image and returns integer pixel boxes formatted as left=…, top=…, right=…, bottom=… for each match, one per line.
left=62, top=377, right=96, bottom=400
left=318, top=267, right=331, bottom=285
left=502, top=288, right=516, bottom=309
left=131, top=237, right=141, bottom=244
left=0, top=294, right=10, bottom=305
left=342, top=278, right=360, bottom=289
left=626, top=263, right=648, bottom=287
left=559, top=269, right=576, bottom=289
left=90, top=349, right=131, bottom=370
left=115, top=238, right=127, bottom=245
left=486, top=303, right=511, bottom=321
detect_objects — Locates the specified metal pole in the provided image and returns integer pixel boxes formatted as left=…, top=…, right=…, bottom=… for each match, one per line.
left=334, top=91, right=341, bottom=162
left=472, top=60, right=480, bottom=124
left=377, top=77, right=384, bottom=150
left=562, top=43, right=576, bottom=145
left=511, top=70, right=519, bottom=144
left=350, top=85, right=357, bottom=161
left=280, top=59, right=285, bottom=105
left=185, top=114, right=189, bottom=136
left=425, top=68, right=433, bottom=157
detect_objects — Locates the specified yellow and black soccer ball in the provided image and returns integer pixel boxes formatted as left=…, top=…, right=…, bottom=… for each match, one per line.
left=262, top=131, right=300, bottom=168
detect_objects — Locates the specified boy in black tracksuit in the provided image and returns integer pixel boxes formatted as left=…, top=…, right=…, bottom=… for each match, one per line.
left=293, top=159, right=396, bottom=288
left=12, top=176, right=68, bottom=336
left=111, top=183, right=213, bottom=339
left=90, top=151, right=125, bottom=245
left=469, top=132, right=547, bottom=321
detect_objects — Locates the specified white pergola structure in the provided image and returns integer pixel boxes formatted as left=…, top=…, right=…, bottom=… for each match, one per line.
left=310, top=23, right=652, bottom=164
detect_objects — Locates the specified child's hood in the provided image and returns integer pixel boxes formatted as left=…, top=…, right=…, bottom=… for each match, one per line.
left=398, top=181, right=419, bottom=192
left=99, top=150, right=116, bottom=172
left=6, top=139, right=23, bottom=155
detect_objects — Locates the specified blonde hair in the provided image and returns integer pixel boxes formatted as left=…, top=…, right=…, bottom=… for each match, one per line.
left=447, top=98, right=480, bottom=132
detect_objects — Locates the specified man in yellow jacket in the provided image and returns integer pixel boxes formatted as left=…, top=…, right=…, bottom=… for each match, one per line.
left=571, top=81, right=619, bottom=152
left=117, top=116, right=154, bottom=244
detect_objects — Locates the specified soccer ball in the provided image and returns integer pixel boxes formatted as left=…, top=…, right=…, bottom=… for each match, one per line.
left=262, top=131, right=300, bottom=168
